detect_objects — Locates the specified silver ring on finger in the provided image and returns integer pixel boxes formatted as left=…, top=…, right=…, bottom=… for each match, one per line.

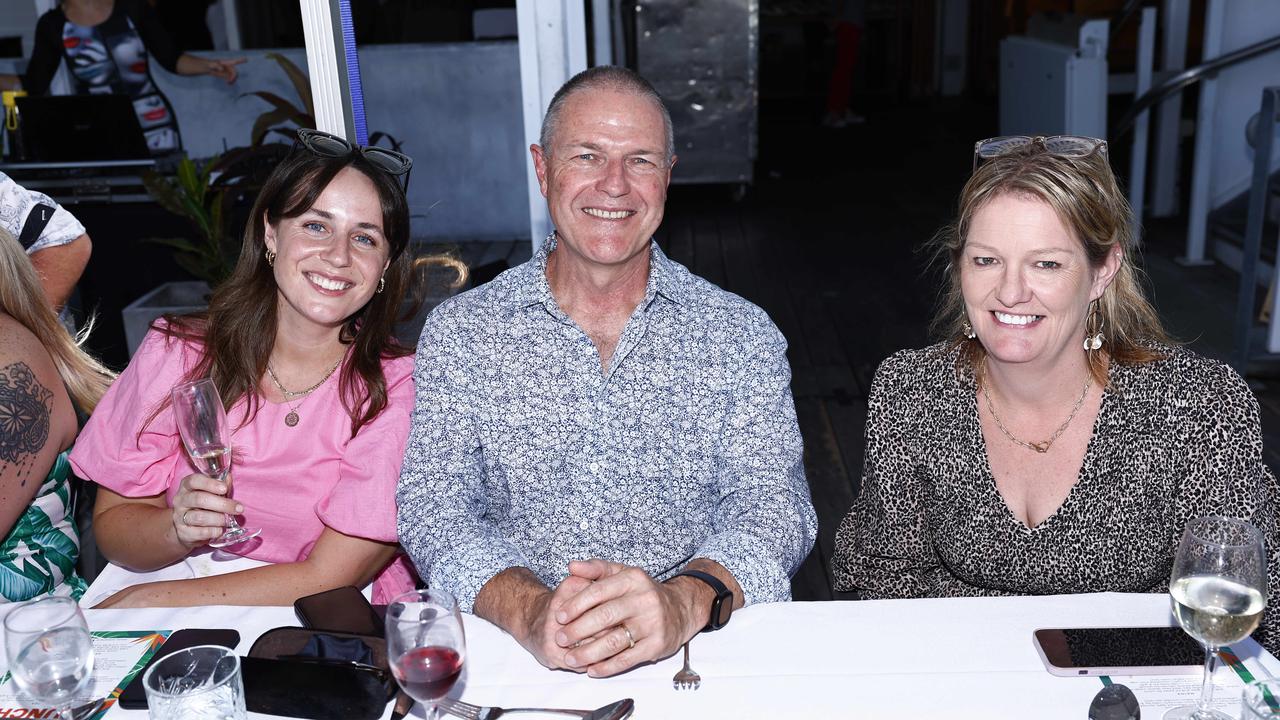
left=182, top=509, right=193, bottom=526
left=621, top=623, right=635, bottom=650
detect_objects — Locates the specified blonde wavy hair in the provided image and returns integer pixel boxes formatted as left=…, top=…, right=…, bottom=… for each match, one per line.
left=929, top=140, right=1173, bottom=386
left=0, top=226, right=115, bottom=413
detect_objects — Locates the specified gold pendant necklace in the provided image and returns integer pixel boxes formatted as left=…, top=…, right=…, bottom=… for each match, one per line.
left=266, top=357, right=342, bottom=427
left=980, top=364, right=1092, bottom=454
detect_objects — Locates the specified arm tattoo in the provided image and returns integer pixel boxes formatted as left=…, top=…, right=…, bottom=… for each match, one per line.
left=0, top=362, right=53, bottom=486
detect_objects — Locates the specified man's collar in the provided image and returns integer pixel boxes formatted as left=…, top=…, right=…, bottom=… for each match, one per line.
left=518, top=232, right=687, bottom=309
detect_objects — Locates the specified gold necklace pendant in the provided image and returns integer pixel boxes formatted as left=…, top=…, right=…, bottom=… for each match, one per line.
left=980, top=361, right=1092, bottom=454
left=266, top=357, right=342, bottom=428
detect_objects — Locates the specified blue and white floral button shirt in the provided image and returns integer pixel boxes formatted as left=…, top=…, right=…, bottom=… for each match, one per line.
left=397, top=236, right=816, bottom=612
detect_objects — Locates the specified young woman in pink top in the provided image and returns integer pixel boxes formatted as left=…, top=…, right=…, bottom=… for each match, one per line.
left=71, top=133, right=459, bottom=606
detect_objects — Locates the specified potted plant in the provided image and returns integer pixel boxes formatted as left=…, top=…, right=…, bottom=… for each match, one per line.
left=120, top=54, right=306, bottom=357
left=121, top=155, right=239, bottom=355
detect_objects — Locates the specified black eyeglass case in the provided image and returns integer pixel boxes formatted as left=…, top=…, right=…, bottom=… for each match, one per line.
left=243, top=627, right=394, bottom=720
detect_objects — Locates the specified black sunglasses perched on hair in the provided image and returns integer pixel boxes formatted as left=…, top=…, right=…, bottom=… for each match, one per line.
left=971, top=135, right=1108, bottom=171
left=294, top=128, right=414, bottom=192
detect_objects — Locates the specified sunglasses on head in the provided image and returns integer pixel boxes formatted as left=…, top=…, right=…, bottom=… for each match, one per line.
left=972, top=135, right=1108, bottom=171
left=294, top=128, right=414, bottom=192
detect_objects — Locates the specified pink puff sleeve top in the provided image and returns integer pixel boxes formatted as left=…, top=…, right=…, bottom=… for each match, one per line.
left=70, top=327, right=418, bottom=603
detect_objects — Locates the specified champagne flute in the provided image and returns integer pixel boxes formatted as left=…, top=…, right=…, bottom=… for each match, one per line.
left=171, top=379, right=260, bottom=548
left=3, top=597, right=94, bottom=719
left=1166, top=516, right=1268, bottom=720
left=386, top=589, right=466, bottom=720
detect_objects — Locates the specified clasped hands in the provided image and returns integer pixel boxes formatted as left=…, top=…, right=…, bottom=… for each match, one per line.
left=520, top=559, right=708, bottom=678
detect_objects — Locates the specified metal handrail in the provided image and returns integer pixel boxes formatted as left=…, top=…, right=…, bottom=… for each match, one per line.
left=1232, top=86, right=1279, bottom=372
left=1114, top=32, right=1280, bottom=136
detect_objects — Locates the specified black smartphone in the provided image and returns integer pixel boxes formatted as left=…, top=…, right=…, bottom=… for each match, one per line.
left=118, top=628, right=240, bottom=709
left=1033, top=626, right=1206, bottom=677
left=294, top=585, right=383, bottom=637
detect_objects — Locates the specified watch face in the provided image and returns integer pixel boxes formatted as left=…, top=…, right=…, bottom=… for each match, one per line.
left=711, top=596, right=732, bottom=628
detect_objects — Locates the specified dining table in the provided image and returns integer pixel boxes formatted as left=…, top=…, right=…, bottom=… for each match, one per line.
left=4, top=558, right=1278, bottom=719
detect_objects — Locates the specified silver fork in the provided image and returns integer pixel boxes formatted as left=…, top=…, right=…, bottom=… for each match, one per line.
left=672, top=641, right=701, bottom=690
left=436, top=697, right=592, bottom=719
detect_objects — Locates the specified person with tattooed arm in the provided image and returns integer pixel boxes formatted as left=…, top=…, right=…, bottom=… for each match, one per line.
left=0, top=225, right=114, bottom=601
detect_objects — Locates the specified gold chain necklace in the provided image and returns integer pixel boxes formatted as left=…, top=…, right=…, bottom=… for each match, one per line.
left=980, top=365, right=1092, bottom=454
left=265, top=357, right=342, bottom=427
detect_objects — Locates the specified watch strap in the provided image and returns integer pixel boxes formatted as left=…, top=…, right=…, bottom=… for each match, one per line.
left=671, top=570, right=732, bottom=632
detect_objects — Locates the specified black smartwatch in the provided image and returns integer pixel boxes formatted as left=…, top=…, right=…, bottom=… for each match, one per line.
left=670, top=570, right=733, bottom=632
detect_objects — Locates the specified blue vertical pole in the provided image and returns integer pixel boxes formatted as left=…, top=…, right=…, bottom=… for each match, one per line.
left=336, top=0, right=368, bottom=145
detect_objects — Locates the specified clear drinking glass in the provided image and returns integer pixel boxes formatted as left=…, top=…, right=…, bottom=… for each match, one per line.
left=170, top=379, right=260, bottom=548
left=1166, top=516, right=1268, bottom=720
left=142, top=645, right=245, bottom=720
left=3, top=596, right=94, bottom=719
left=1243, top=678, right=1280, bottom=719
left=386, top=588, right=467, bottom=720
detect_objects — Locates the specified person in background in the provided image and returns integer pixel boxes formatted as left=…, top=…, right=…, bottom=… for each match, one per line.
left=398, top=66, right=816, bottom=678
left=70, top=133, right=462, bottom=607
left=831, top=135, right=1280, bottom=654
left=13, top=0, right=244, bottom=154
left=0, top=170, right=91, bottom=313
left=0, top=224, right=114, bottom=602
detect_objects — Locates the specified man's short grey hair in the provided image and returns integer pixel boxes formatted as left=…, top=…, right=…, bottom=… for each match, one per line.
left=539, top=66, right=675, bottom=164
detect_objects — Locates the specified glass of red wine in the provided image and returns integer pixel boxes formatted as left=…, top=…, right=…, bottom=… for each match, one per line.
left=386, top=588, right=466, bottom=719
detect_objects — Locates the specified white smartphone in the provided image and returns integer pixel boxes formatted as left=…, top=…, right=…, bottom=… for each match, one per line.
left=1033, top=627, right=1205, bottom=677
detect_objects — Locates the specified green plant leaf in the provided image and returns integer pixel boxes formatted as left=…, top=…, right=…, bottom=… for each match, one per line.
left=266, top=52, right=314, bottom=117
left=177, top=193, right=212, bottom=240
left=245, top=90, right=305, bottom=117
left=174, top=254, right=212, bottom=283
left=250, top=107, right=299, bottom=146
left=142, top=237, right=202, bottom=253
left=177, top=157, right=209, bottom=207
left=140, top=172, right=189, bottom=218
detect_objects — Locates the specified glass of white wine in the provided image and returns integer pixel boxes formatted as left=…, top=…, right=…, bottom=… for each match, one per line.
left=171, top=379, right=260, bottom=548
left=1166, top=516, right=1267, bottom=720
left=3, top=596, right=94, bottom=719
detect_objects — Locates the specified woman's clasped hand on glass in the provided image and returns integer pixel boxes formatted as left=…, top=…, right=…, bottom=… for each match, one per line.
left=831, top=135, right=1280, bottom=655
left=67, top=133, right=444, bottom=608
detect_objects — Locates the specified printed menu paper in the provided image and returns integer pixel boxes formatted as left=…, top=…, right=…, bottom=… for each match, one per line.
left=0, top=630, right=170, bottom=719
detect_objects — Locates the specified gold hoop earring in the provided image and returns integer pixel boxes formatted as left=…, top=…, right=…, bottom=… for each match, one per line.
left=265, top=249, right=276, bottom=267
left=376, top=276, right=385, bottom=294
left=1084, top=301, right=1105, bottom=351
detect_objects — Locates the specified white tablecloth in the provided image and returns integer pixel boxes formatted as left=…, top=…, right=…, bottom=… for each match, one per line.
left=5, top=586, right=1273, bottom=719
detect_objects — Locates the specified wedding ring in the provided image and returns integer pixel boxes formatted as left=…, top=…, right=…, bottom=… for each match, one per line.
left=621, top=624, right=635, bottom=650
left=182, top=509, right=193, bottom=526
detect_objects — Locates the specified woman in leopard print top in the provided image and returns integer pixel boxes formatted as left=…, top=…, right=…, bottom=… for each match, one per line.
left=831, top=137, right=1280, bottom=654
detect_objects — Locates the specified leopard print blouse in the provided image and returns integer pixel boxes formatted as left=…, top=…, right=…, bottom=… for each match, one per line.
left=832, top=342, right=1280, bottom=655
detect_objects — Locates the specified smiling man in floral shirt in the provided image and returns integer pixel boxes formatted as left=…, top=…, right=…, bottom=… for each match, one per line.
left=397, top=67, right=815, bottom=678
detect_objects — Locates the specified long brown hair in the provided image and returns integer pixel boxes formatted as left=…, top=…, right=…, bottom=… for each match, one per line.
left=0, top=227, right=115, bottom=413
left=928, top=141, right=1172, bottom=386
left=154, top=150, right=463, bottom=437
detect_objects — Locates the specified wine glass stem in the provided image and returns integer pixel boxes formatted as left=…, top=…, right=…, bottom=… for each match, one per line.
left=216, top=472, right=241, bottom=531
left=1197, top=644, right=1219, bottom=711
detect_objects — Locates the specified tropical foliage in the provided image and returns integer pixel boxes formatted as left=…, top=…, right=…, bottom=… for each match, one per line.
left=140, top=156, right=236, bottom=287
